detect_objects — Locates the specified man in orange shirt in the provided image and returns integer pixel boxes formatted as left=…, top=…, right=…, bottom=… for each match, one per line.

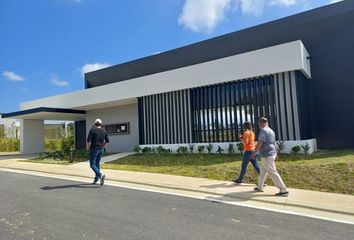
left=233, top=121, right=260, bottom=184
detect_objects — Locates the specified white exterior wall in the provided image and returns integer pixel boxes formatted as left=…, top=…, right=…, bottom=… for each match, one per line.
left=140, top=139, right=317, bottom=155
left=85, top=103, right=139, bottom=153
left=20, top=119, right=44, bottom=154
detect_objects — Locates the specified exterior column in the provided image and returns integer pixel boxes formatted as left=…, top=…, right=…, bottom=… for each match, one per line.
left=20, top=119, right=44, bottom=154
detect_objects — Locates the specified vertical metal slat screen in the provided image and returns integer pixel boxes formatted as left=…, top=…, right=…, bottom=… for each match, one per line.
left=139, top=89, right=192, bottom=144
left=138, top=71, right=305, bottom=144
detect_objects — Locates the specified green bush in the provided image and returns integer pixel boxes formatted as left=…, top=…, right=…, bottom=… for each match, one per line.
left=0, top=138, right=20, bottom=152
left=291, top=145, right=301, bottom=155
left=133, top=145, right=142, bottom=154
left=177, top=146, right=188, bottom=154
left=44, top=137, right=74, bottom=152
left=156, top=146, right=170, bottom=154
left=197, top=145, right=205, bottom=153
left=39, top=149, right=88, bottom=162
left=142, top=146, right=152, bottom=154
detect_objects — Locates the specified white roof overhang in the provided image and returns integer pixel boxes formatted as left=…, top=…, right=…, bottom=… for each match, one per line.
left=19, top=40, right=311, bottom=112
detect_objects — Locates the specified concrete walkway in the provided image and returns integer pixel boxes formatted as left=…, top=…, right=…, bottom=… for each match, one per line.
left=0, top=155, right=353, bottom=224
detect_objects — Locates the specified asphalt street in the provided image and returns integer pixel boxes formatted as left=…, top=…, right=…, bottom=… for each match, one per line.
left=0, top=171, right=353, bottom=240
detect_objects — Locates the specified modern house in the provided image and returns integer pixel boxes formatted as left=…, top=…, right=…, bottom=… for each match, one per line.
left=3, top=1, right=354, bottom=154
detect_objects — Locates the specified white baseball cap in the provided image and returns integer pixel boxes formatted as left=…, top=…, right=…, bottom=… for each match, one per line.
left=94, top=118, right=102, bottom=125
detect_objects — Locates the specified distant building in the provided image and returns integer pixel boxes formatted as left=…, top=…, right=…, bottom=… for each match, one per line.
left=2, top=1, right=354, bottom=154
left=0, top=114, right=19, bottom=139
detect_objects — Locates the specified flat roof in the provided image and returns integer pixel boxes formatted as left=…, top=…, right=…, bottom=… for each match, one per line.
left=84, top=0, right=352, bottom=89
left=2, top=107, right=86, bottom=121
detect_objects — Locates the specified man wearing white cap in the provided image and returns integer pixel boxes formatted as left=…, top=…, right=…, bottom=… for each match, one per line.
left=87, top=118, right=109, bottom=186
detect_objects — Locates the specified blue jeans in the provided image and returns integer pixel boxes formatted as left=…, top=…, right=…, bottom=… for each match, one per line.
left=89, top=147, right=104, bottom=180
left=238, top=151, right=260, bottom=181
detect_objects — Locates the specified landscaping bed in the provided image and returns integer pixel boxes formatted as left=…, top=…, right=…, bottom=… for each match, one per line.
left=102, top=149, right=354, bottom=195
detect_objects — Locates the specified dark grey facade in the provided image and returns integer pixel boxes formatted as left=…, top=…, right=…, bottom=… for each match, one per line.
left=85, top=1, right=354, bottom=149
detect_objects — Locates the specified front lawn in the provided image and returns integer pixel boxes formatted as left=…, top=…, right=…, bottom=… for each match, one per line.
left=102, top=149, right=354, bottom=195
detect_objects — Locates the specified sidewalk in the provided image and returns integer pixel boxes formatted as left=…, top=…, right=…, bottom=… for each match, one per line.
left=0, top=156, right=353, bottom=224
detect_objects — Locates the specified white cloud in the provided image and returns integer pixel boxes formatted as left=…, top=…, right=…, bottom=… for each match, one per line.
left=2, top=71, right=25, bottom=82
left=269, top=0, right=298, bottom=6
left=178, top=0, right=233, bottom=33
left=50, top=76, right=69, bottom=87
left=81, top=63, right=111, bottom=77
left=237, top=0, right=265, bottom=16
left=178, top=0, right=314, bottom=32
left=329, top=0, right=343, bottom=3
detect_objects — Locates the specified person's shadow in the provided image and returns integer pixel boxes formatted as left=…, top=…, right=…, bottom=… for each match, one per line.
left=41, top=183, right=100, bottom=190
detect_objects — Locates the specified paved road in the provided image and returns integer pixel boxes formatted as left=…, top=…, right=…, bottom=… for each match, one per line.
left=0, top=171, right=353, bottom=240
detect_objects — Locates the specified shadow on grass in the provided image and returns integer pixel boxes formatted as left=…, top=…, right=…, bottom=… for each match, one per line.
left=41, top=183, right=100, bottom=190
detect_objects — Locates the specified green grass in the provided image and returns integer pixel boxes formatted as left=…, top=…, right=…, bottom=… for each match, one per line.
left=102, top=149, right=354, bottom=195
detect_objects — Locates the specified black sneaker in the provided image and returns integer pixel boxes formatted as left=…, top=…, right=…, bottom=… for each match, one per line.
left=100, top=175, right=106, bottom=186
left=275, top=191, right=289, bottom=197
left=92, top=178, right=99, bottom=184
left=232, top=179, right=242, bottom=184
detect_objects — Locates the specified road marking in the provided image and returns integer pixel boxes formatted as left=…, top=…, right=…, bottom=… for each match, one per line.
left=1, top=168, right=353, bottom=225
left=231, top=218, right=240, bottom=223
left=257, top=224, right=270, bottom=229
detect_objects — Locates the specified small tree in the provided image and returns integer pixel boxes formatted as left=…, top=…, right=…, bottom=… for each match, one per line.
left=188, top=144, right=195, bottom=153
left=301, top=143, right=311, bottom=155
left=197, top=145, right=205, bottom=154
left=276, top=140, right=286, bottom=154
left=228, top=144, right=235, bottom=154
left=216, top=146, right=224, bottom=154
left=206, top=143, right=213, bottom=154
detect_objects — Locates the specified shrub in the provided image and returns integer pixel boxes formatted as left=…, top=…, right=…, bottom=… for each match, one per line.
left=216, top=146, right=224, bottom=154
left=276, top=140, right=286, bottom=154
left=291, top=145, right=301, bottom=155
left=133, top=145, right=142, bottom=154
left=44, top=137, right=74, bottom=152
left=142, top=147, right=152, bottom=154
left=206, top=143, right=213, bottom=154
left=197, top=145, right=205, bottom=154
left=188, top=144, right=195, bottom=153
left=73, top=149, right=89, bottom=159
left=156, top=146, right=169, bottom=154
left=0, top=138, right=20, bottom=152
left=228, top=144, right=235, bottom=154
left=301, top=143, right=311, bottom=155
left=61, top=136, right=74, bottom=152
left=150, top=147, right=156, bottom=154
left=177, top=146, right=188, bottom=154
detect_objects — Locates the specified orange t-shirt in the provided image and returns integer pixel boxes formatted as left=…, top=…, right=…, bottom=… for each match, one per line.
left=242, top=130, right=255, bottom=151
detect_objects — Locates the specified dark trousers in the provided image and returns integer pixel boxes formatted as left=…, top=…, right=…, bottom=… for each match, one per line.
left=89, top=147, right=104, bottom=180
left=238, top=151, right=260, bottom=181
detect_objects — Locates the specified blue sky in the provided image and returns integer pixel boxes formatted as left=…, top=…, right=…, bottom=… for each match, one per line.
left=0, top=0, right=342, bottom=113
